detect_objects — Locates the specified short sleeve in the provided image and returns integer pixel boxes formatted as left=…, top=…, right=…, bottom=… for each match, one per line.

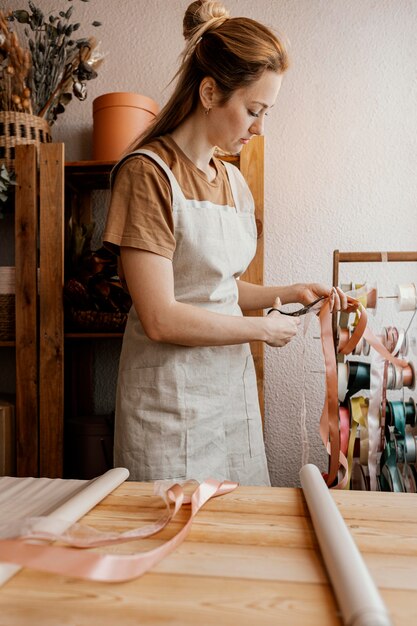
left=103, top=156, right=176, bottom=260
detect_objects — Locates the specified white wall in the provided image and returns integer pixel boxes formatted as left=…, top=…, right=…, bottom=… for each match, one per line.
left=13, top=0, right=417, bottom=485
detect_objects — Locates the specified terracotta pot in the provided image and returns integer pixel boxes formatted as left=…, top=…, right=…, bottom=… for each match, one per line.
left=92, top=92, right=159, bottom=161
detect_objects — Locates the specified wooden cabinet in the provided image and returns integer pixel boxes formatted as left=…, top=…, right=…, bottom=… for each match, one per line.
left=4, top=137, right=265, bottom=478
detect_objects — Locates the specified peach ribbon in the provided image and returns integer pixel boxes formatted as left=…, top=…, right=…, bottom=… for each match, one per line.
left=318, top=295, right=408, bottom=489
left=0, top=478, right=237, bottom=582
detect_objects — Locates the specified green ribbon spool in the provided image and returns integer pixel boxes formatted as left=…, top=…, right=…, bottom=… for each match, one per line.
left=387, top=401, right=406, bottom=437
left=405, top=399, right=416, bottom=426
left=380, top=431, right=405, bottom=493
left=347, top=361, right=370, bottom=397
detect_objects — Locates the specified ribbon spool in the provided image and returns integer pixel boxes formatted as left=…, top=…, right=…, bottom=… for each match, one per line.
left=381, top=326, right=410, bottom=358
left=389, top=362, right=416, bottom=390
left=396, top=283, right=417, bottom=312
left=404, top=433, right=417, bottom=464
left=351, top=461, right=369, bottom=491
left=386, top=363, right=397, bottom=390
left=338, top=362, right=349, bottom=402
left=385, top=401, right=406, bottom=436
left=402, top=464, right=417, bottom=493
left=386, top=400, right=416, bottom=430
left=347, top=361, right=371, bottom=396
left=380, top=433, right=405, bottom=493
left=405, top=397, right=417, bottom=427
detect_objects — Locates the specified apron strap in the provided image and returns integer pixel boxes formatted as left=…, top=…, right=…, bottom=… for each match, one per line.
left=110, top=149, right=185, bottom=205
left=222, top=160, right=255, bottom=214
left=222, top=161, right=241, bottom=210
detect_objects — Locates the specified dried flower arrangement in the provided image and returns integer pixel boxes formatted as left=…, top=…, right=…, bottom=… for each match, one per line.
left=0, top=0, right=103, bottom=125
left=0, top=0, right=104, bottom=212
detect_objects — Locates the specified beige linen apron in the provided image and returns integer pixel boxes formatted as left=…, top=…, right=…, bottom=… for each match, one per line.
left=114, top=149, right=270, bottom=486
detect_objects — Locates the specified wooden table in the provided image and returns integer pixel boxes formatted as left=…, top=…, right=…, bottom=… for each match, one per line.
left=0, top=482, right=416, bottom=625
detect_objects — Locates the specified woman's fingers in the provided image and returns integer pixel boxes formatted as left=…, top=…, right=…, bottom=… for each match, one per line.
left=265, top=301, right=300, bottom=347
left=336, top=286, right=348, bottom=309
left=272, top=296, right=282, bottom=310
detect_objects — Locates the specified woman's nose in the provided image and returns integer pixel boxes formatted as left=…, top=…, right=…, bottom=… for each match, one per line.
left=249, top=116, right=264, bottom=136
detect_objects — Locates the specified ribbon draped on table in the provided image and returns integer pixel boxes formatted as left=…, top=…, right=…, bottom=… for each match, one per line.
left=0, top=478, right=237, bottom=582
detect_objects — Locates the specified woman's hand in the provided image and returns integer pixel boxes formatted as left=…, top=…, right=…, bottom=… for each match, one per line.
left=264, top=297, right=300, bottom=347
left=296, top=283, right=348, bottom=312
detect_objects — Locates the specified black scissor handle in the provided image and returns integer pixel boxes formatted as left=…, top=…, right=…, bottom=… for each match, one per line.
left=267, top=295, right=326, bottom=317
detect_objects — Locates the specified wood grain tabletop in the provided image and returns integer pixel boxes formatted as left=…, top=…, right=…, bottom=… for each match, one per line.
left=0, top=482, right=416, bottom=626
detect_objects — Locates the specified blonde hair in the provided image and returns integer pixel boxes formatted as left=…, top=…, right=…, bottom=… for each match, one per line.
left=129, top=0, right=289, bottom=151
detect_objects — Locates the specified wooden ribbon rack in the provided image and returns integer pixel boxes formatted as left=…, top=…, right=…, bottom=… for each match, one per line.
left=332, top=250, right=417, bottom=492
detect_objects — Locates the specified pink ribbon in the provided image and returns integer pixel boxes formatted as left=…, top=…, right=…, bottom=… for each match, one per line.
left=0, top=478, right=237, bottom=582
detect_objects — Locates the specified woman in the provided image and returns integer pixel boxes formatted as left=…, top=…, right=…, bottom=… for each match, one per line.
left=104, top=0, right=346, bottom=485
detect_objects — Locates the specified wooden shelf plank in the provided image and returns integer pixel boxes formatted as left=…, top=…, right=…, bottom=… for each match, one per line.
left=239, top=136, right=265, bottom=420
left=64, top=333, right=124, bottom=339
left=39, top=144, right=65, bottom=478
left=14, top=144, right=38, bottom=477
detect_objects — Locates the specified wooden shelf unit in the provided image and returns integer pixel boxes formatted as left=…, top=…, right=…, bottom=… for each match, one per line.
left=8, top=137, right=265, bottom=478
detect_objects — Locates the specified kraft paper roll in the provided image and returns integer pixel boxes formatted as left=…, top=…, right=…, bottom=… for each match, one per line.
left=396, top=283, right=417, bottom=312
left=300, top=464, right=393, bottom=626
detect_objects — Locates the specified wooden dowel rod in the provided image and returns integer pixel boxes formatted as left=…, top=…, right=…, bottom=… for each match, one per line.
left=337, top=251, right=417, bottom=263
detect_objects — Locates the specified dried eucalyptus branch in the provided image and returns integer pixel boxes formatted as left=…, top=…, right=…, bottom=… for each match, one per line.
left=1, top=0, right=103, bottom=125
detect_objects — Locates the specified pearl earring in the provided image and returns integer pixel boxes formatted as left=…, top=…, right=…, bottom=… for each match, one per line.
left=205, top=107, right=211, bottom=115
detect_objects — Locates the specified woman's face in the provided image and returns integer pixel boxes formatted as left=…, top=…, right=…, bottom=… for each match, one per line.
left=208, top=70, right=283, bottom=154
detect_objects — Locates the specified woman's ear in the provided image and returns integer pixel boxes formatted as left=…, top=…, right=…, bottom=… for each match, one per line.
left=199, top=76, right=217, bottom=111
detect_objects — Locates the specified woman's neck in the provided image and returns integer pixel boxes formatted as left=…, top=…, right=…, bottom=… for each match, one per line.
left=170, top=116, right=216, bottom=181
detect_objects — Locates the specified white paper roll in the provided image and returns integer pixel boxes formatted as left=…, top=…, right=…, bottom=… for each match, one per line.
left=0, top=467, right=129, bottom=587
left=300, top=464, right=393, bottom=626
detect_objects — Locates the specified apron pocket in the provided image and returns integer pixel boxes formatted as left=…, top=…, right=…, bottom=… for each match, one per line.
left=118, top=365, right=187, bottom=481
left=184, top=370, right=228, bottom=480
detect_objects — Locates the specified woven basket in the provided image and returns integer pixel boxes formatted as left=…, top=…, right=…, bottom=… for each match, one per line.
left=0, top=294, right=15, bottom=340
left=67, top=308, right=128, bottom=333
left=0, top=111, right=52, bottom=170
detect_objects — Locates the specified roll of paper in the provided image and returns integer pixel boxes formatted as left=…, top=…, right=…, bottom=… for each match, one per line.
left=300, top=463, right=393, bottom=626
left=0, top=467, right=129, bottom=587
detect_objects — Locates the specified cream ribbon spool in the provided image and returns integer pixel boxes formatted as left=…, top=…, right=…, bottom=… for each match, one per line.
left=393, top=364, right=404, bottom=390
left=386, top=363, right=396, bottom=390
left=405, top=433, right=417, bottom=464
left=396, top=283, right=417, bottom=311
left=338, top=362, right=349, bottom=402
left=392, top=328, right=406, bottom=356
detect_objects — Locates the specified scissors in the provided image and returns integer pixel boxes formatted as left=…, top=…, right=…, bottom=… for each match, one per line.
left=267, top=295, right=326, bottom=317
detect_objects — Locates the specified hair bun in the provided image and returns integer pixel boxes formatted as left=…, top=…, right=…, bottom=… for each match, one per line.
left=183, top=0, right=230, bottom=41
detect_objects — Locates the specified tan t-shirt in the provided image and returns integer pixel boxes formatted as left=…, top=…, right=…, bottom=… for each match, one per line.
left=103, top=135, right=235, bottom=261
